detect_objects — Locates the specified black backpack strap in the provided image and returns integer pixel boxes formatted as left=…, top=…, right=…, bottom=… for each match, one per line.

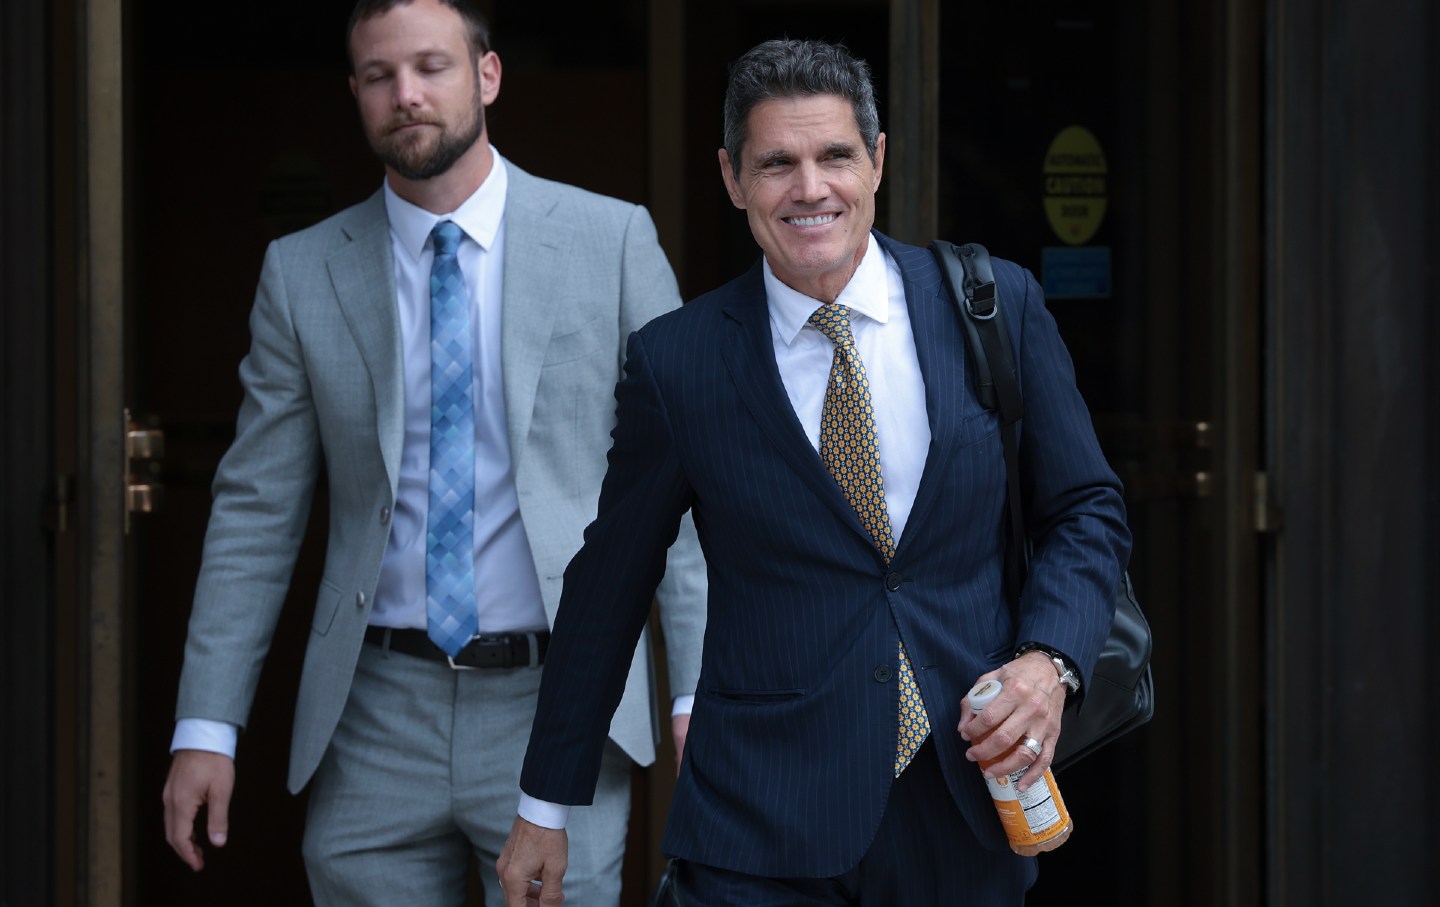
left=929, top=240, right=1029, bottom=610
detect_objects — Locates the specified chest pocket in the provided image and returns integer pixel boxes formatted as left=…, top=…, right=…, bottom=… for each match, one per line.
left=542, top=316, right=608, bottom=368
left=957, top=406, right=1001, bottom=449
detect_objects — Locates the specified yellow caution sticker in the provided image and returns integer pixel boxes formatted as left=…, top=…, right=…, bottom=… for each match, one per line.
left=1043, top=126, right=1107, bottom=245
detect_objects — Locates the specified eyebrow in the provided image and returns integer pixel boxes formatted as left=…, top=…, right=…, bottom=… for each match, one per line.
left=752, top=141, right=860, bottom=167
left=356, top=47, right=456, bottom=73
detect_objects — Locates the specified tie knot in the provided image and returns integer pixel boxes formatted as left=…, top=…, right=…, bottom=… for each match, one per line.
left=431, top=221, right=464, bottom=258
left=808, top=304, right=856, bottom=348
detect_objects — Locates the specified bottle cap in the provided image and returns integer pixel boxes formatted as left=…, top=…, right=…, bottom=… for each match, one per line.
left=967, top=679, right=1002, bottom=712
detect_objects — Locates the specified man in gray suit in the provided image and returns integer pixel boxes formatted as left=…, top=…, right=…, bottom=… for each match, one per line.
left=160, top=1, right=706, bottom=903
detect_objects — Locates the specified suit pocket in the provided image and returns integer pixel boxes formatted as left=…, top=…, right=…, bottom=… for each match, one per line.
left=706, top=688, right=807, bottom=703
left=311, top=579, right=343, bottom=636
left=542, top=316, right=607, bottom=366
left=957, top=408, right=1001, bottom=449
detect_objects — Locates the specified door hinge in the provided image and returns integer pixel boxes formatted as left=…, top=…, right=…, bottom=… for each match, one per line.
left=1253, top=471, right=1283, bottom=533
left=125, top=408, right=167, bottom=534
left=44, top=474, right=75, bottom=534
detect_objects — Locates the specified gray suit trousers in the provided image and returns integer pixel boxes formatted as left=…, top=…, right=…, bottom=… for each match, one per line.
left=302, top=640, right=630, bottom=906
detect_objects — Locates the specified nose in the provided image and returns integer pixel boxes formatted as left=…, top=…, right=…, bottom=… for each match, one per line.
left=790, top=161, right=828, bottom=203
left=392, top=68, right=424, bottom=109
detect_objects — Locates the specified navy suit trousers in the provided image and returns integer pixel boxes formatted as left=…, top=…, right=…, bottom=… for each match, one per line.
left=672, top=740, right=1037, bottom=905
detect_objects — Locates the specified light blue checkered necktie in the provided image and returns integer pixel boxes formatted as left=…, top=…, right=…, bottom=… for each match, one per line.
left=426, top=221, right=478, bottom=657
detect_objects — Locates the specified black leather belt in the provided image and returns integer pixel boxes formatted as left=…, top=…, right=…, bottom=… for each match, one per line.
left=364, top=626, right=549, bottom=670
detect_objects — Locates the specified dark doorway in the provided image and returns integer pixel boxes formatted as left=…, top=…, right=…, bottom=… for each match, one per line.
left=126, top=1, right=1257, bottom=905
left=128, top=1, right=655, bottom=903
left=679, top=3, right=1254, bottom=905
left=932, top=4, right=1263, bottom=905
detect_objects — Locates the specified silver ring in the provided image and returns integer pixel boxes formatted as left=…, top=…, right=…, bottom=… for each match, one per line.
left=1021, top=737, right=1043, bottom=758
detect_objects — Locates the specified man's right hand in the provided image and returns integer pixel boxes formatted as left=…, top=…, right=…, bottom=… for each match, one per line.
left=162, top=749, right=235, bottom=871
left=497, top=815, right=568, bottom=905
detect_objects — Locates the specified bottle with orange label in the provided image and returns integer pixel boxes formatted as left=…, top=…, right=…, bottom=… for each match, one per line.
left=966, top=679, right=1073, bottom=855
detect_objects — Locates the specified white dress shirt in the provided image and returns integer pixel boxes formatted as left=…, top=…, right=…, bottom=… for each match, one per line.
left=370, top=153, right=548, bottom=635
left=174, top=150, right=549, bottom=757
left=518, top=234, right=931, bottom=830
left=764, top=234, right=931, bottom=539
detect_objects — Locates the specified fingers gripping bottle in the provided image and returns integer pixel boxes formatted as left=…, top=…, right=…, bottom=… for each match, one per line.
left=967, top=679, right=1073, bottom=855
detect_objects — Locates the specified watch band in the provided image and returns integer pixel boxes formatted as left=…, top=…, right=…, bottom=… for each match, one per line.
left=1014, top=641, right=1081, bottom=695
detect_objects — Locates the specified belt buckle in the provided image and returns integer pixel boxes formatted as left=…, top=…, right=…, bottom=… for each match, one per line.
left=447, top=635, right=513, bottom=670
left=444, top=633, right=540, bottom=670
left=445, top=652, right=478, bottom=671
left=446, top=634, right=484, bottom=671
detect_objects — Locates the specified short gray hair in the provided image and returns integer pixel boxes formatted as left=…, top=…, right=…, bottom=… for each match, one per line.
left=722, top=39, right=881, bottom=178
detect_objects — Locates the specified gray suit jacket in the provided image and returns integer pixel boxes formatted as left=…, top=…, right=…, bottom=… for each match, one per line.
left=175, top=164, right=707, bottom=793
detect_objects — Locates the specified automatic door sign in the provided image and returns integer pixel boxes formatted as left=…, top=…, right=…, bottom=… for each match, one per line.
left=1043, top=126, right=1107, bottom=245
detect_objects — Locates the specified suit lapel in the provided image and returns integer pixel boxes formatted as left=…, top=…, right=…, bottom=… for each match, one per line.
left=875, top=234, right=968, bottom=556
left=328, top=191, right=405, bottom=489
left=718, top=263, right=883, bottom=549
left=499, top=167, right=571, bottom=462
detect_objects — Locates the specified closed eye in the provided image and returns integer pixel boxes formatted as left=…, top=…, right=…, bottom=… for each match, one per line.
left=417, top=52, right=456, bottom=74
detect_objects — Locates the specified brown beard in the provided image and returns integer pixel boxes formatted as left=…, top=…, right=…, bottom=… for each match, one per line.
left=372, top=102, right=485, bottom=181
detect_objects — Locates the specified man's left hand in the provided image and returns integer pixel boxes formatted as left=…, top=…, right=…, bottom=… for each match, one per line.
left=497, top=816, right=568, bottom=906
left=956, top=651, right=1067, bottom=791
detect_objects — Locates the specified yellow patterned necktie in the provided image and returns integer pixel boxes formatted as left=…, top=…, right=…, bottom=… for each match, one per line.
left=808, top=303, right=931, bottom=776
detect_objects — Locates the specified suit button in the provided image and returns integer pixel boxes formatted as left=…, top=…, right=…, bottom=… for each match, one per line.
left=885, top=572, right=903, bottom=591
left=380, top=506, right=391, bottom=525
left=355, top=592, right=366, bottom=609
left=874, top=665, right=893, bottom=683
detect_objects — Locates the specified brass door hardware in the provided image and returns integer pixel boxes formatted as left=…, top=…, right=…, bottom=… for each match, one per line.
left=124, top=408, right=166, bottom=532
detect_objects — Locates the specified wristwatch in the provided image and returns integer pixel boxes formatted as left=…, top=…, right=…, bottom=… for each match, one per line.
left=1014, top=642, right=1081, bottom=696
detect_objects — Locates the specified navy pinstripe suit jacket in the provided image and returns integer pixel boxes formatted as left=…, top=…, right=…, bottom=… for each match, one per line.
left=521, top=232, right=1131, bottom=877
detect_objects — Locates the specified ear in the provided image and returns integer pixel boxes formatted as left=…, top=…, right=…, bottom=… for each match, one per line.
left=871, top=132, right=886, bottom=190
left=718, top=149, right=746, bottom=210
left=349, top=75, right=359, bottom=100
left=477, top=51, right=502, bottom=107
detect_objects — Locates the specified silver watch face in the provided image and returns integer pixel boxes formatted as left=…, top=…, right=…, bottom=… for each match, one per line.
left=1052, top=656, right=1079, bottom=692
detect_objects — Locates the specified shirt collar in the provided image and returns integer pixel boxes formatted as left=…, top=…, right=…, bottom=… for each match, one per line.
left=383, top=148, right=509, bottom=262
left=765, top=233, right=890, bottom=346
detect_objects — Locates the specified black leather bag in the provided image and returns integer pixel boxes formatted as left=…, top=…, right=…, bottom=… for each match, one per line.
left=1053, top=571, right=1153, bottom=769
left=931, top=240, right=1155, bottom=773
left=648, top=858, right=682, bottom=907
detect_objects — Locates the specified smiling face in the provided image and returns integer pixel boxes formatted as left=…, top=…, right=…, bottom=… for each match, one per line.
left=719, top=94, right=885, bottom=303
left=349, top=0, right=500, bottom=193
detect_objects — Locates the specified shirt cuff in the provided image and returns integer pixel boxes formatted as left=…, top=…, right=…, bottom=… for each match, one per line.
left=672, top=694, right=695, bottom=717
left=518, top=793, right=571, bottom=830
left=171, top=719, right=239, bottom=758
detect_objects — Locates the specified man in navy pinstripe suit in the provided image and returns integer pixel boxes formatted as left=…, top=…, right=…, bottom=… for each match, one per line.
left=499, top=38, right=1130, bottom=905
